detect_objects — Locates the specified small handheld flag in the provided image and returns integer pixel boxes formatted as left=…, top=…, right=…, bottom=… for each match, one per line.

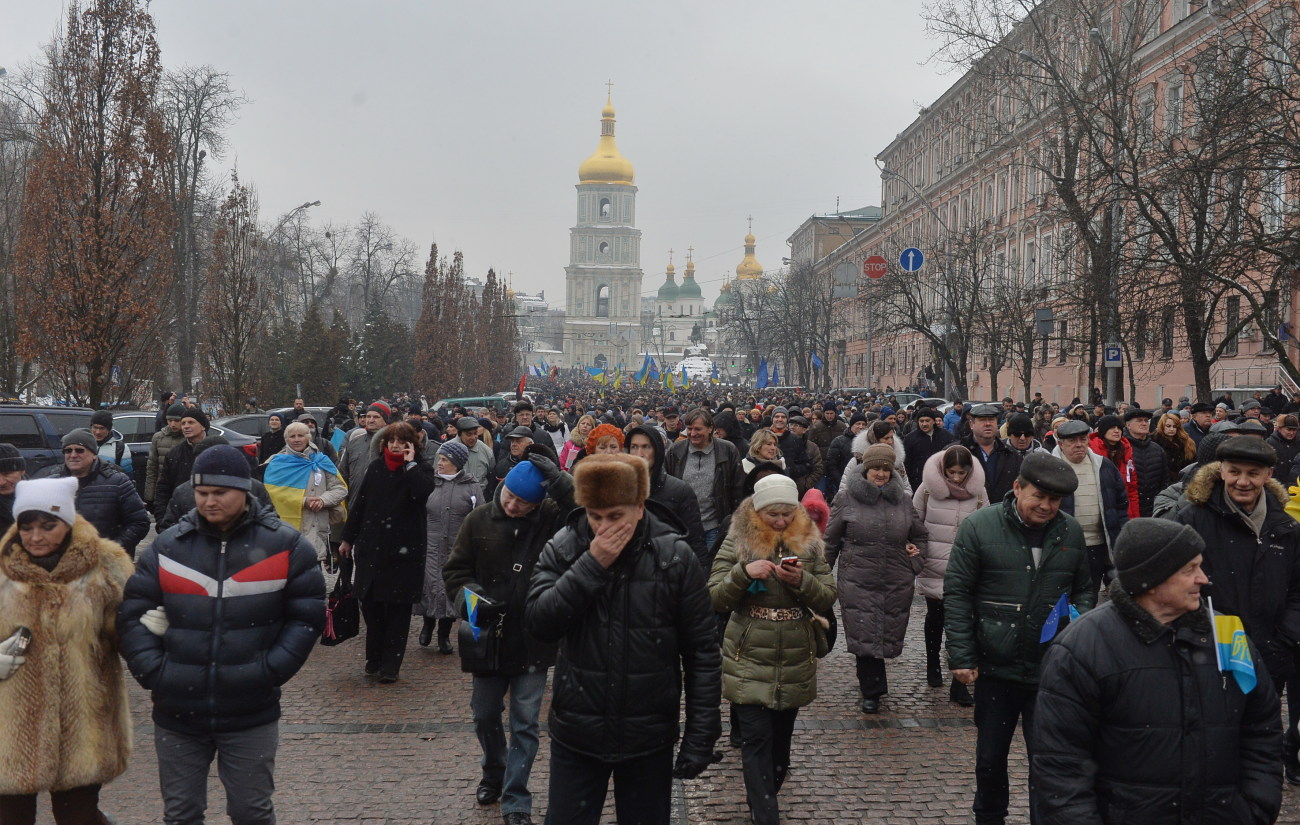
left=1039, top=591, right=1074, bottom=643
left=1208, top=597, right=1257, bottom=694
left=463, top=587, right=492, bottom=642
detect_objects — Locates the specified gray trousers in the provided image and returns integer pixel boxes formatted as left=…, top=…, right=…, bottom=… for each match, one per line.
left=155, top=720, right=279, bottom=825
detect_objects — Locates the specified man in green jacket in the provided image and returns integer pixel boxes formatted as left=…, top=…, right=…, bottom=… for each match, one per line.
left=945, top=452, right=1095, bottom=825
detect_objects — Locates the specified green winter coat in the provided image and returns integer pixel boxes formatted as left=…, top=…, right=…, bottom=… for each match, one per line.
left=709, top=499, right=836, bottom=711
left=944, top=492, right=1094, bottom=688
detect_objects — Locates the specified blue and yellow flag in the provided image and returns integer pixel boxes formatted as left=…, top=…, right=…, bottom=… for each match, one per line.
left=586, top=366, right=607, bottom=384
left=665, top=369, right=675, bottom=392
left=633, top=355, right=650, bottom=385
left=1209, top=597, right=1257, bottom=694
left=711, top=361, right=720, bottom=384
left=262, top=450, right=347, bottom=530
left=464, top=587, right=487, bottom=641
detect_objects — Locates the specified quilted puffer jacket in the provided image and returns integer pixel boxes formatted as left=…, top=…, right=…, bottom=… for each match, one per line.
left=118, top=500, right=325, bottom=735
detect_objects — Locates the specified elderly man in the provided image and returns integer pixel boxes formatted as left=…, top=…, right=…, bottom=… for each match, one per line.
left=946, top=453, right=1095, bottom=825
left=490, top=426, right=535, bottom=498
left=962, top=403, right=1024, bottom=503
left=1184, top=402, right=1214, bottom=446
left=457, top=416, right=496, bottom=490
left=37, top=427, right=149, bottom=557
left=1051, top=420, right=1128, bottom=589
left=1034, top=519, right=1282, bottom=825
left=1171, top=436, right=1300, bottom=782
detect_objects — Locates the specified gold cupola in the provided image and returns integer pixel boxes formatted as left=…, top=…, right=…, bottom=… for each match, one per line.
left=578, top=94, right=635, bottom=186
left=735, top=216, right=763, bottom=280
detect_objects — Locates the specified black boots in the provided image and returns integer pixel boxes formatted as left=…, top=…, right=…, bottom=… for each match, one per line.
left=950, top=679, right=974, bottom=707
left=437, top=617, right=455, bottom=655
left=926, top=662, right=943, bottom=688
left=418, top=617, right=435, bottom=648
left=1285, top=729, right=1300, bottom=785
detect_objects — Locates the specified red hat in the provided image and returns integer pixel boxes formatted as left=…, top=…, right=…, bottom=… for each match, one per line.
left=367, top=401, right=392, bottom=423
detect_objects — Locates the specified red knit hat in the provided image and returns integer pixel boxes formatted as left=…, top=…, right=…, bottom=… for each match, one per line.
left=586, top=423, right=625, bottom=455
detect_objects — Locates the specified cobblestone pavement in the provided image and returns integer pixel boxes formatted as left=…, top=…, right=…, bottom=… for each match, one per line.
left=59, top=590, right=1300, bottom=824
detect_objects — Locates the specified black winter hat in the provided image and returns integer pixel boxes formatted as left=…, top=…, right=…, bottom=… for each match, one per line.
left=915, top=407, right=937, bottom=421
left=1195, top=432, right=1230, bottom=466
left=1123, top=407, right=1153, bottom=422
left=191, top=444, right=252, bottom=491
left=1017, top=452, right=1078, bottom=497
left=1217, top=436, right=1277, bottom=467
left=1093, top=415, right=1123, bottom=439
left=0, top=443, right=23, bottom=474
left=166, top=402, right=186, bottom=420
left=90, top=410, right=114, bottom=429
left=180, top=407, right=210, bottom=431
left=1006, top=413, right=1035, bottom=436
left=1114, top=518, right=1206, bottom=595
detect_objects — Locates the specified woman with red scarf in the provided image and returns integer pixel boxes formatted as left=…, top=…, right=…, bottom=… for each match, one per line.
left=1089, top=415, right=1141, bottom=520
left=340, top=422, right=436, bottom=683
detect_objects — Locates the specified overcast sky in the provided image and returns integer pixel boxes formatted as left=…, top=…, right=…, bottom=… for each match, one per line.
left=2, top=1, right=956, bottom=306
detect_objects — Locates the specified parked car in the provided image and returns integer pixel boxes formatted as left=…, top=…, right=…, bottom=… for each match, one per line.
left=433, top=396, right=510, bottom=415
left=0, top=405, right=96, bottom=477
left=120, top=410, right=259, bottom=466
left=902, top=397, right=946, bottom=412
left=213, top=413, right=270, bottom=439
left=937, top=400, right=999, bottom=418
left=266, top=406, right=335, bottom=429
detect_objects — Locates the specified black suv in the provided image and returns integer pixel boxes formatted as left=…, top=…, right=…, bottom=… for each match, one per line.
left=0, top=405, right=97, bottom=477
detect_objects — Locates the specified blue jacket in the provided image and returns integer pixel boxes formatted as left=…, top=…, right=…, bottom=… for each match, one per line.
left=943, top=409, right=962, bottom=432
left=118, top=500, right=325, bottom=735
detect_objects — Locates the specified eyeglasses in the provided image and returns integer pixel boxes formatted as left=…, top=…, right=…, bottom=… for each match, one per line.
left=62, top=447, right=88, bottom=455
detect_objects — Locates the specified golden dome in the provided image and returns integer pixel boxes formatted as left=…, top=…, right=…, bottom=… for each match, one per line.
left=578, top=96, right=635, bottom=186
left=735, top=220, right=763, bottom=280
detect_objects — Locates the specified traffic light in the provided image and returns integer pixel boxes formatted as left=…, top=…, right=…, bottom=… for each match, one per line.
left=747, top=365, right=753, bottom=373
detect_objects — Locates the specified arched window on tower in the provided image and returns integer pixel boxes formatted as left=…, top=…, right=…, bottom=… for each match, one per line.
left=600, top=198, right=611, bottom=219
left=599, top=241, right=610, bottom=256
left=596, top=285, right=610, bottom=317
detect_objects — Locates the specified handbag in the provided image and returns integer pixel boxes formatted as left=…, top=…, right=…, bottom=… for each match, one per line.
left=808, top=609, right=836, bottom=658
left=457, top=594, right=505, bottom=674
left=320, top=557, right=360, bottom=646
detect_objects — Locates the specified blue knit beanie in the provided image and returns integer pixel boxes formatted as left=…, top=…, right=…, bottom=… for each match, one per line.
left=504, top=460, right=546, bottom=503
left=437, top=439, right=469, bottom=470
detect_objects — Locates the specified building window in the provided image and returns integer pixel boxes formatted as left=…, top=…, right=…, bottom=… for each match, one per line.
left=599, top=241, right=609, bottom=256
left=599, top=198, right=611, bottom=220
left=1164, top=78, right=1184, bottom=136
left=1040, top=327, right=1049, bottom=365
left=1263, top=164, right=1287, bottom=234
left=1161, top=307, right=1175, bottom=359
left=596, top=285, right=610, bottom=317
left=1224, top=296, right=1240, bottom=356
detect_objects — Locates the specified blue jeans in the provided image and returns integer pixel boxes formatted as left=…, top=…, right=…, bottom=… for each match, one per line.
left=703, top=527, right=719, bottom=550
left=471, top=670, right=548, bottom=815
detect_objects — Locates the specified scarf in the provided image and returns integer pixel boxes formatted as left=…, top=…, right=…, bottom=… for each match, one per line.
left=945, top=479, right=975, bottom=501
left=383, top=447, right=406, bottom=472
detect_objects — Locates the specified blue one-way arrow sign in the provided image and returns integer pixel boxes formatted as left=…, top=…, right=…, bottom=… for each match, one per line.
left=900, top=248, right=925, bottom=272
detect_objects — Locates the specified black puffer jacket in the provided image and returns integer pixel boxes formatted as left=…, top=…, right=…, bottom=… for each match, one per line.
left=342, top=457, right=437, bottom=603
left=628, top=425, right=706, bottom=569
left=442, top=465, right=574, bottom=677
left=36, top=459, right=150, bottom=554
left=1126, top=432, right=1169, bottom=518
left=1035, top=584, right=1281, bottom=825
left=902, top=426, right=954, bottom=491
left=775, top=429, right=810, bottom=481
left=1268, top=430, right=1300, bottom=484
left=526, top=505, right=721, bottom=764
left=1170, top=464, right=1300, bottom=680
left=824, top=431, right=855, bottom=503
left=118, top=500, right=325, bottom=735
left=961, top=435, right=1023, bottom=503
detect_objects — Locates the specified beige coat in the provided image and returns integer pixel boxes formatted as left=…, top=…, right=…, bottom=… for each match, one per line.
left=269, top=445, right=348, bottom=561
left=0, top=517, right=134, bottom=794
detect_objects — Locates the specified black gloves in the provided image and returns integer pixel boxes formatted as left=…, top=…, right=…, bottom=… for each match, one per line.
left=671, top=749, right=721, bottom=780
left=527, top=453, right=562, bottom=485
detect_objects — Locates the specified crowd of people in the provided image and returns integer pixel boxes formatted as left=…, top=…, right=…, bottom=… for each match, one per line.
left=0, top=381, right=1296, bottom=824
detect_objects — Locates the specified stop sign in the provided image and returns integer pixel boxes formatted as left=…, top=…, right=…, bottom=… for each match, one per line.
left=863, top=255, right=887, bottom=279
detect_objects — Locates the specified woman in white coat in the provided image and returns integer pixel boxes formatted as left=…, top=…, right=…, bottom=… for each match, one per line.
left=912, top=444, right=984, bottom=706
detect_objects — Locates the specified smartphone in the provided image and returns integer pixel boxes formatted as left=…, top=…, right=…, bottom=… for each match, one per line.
left=8, top=627, right=31, bottom=655
left=780, top=555, right=800, bottom=566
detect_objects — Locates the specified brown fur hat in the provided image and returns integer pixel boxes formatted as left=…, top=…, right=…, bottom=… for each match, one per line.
left=574, top=453, right=649, bottom=509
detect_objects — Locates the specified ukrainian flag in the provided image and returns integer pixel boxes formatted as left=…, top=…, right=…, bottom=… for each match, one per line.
left=1208, top=597, right=1257, bottom=694
left=262, top=450, right=347, bottom=530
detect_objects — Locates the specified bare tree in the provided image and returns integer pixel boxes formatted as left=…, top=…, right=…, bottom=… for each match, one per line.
left=202, top=170, right=266, bottom=412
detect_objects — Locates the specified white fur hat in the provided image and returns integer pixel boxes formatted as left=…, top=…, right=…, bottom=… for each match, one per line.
left=13, top=476, right=79, bottom=526
left=752, top=474, right=799, bottom=512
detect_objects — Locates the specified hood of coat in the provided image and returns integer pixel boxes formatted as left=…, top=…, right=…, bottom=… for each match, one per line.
left=921, top=448, right=985, bottom=501
left=627, top=424, right=667, bottom=487
left=729, top=496, right=824, bottom=564
left=1184, top=461, right=1289, bottom=509
left=0, top=515, right=123, bottom=584
left=1089, top=431, right=1132, bottom=466
left=853, top=428, right=906, bottom=468
left=846, top=465, right=906, bottom=505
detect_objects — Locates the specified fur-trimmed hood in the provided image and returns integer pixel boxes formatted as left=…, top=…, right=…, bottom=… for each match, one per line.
left=853, top=428, right=907, bottom=471
left=920, top=448, right=985, bottom=501
left=729, top=497, right=825, bottom=564
left=1183, top=461, right=1289, bottom=508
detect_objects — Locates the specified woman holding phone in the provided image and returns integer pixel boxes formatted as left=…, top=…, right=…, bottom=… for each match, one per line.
left=709, top=474, right=836, bottom=825
left=0, top=476, right=136, bottom=824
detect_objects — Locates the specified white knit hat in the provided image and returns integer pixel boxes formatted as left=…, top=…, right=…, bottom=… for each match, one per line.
left=752, top=474, right=799, bottom=512
left=13, top=476, right=79, bottom=526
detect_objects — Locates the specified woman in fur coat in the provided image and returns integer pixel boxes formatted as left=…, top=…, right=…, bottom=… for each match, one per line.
left=709, top=474, right=836, bottom=825
left=0, top=477, right=135, bottom=824
left=826, top=443, right=928, bottom=714
left=913, top=445, right=984, bottom=707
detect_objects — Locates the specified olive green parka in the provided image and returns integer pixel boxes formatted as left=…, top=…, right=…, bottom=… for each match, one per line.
left=708, top=498, right=836, bottom=710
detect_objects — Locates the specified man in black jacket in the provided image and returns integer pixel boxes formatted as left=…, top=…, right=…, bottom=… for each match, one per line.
left=962, top=403, right=1024, bottom=503
left=1123, top=407, right=1168, bottom=517
left=443, top=454, right=574, bottom=825
left=38, top=428, right=149, bottom=557
left=119, top=445, right=325, bottom=825
left=152, top=407, right=210, bottom=521
left=1035, top=519, right=1281, bottom=824
left=1171, top=436, right=1300, bottom=783
left=526, top=454, right=721, bottom=825
left=825, top=413, right=867, bottom=504
left=902, top=407, right=953, bottom=491
left=626, top=425, right=707, bottom=568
